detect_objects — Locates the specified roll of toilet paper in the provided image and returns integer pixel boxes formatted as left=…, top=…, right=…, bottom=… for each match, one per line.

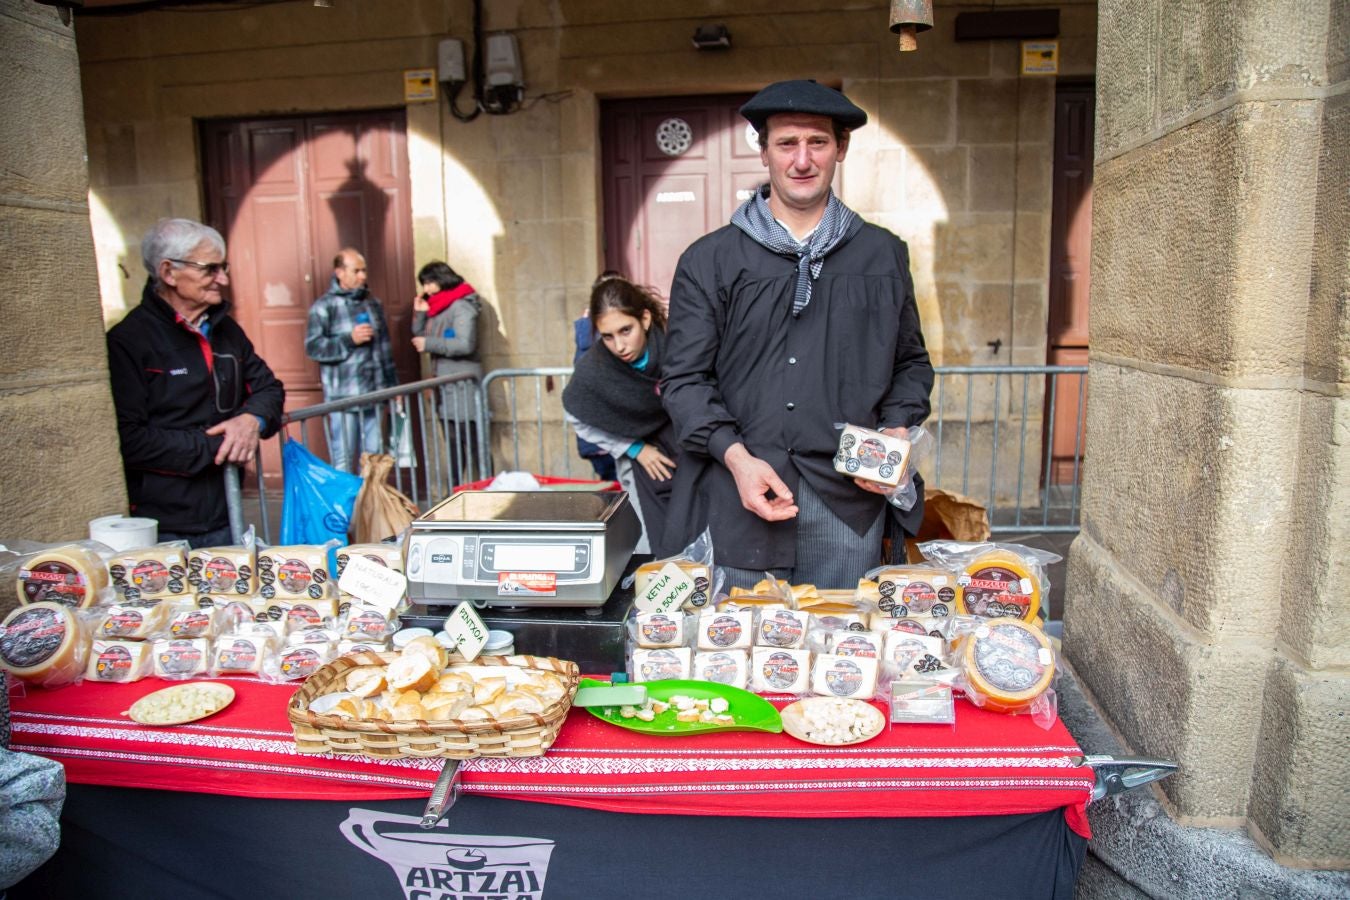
left=89, top=515, right=158, bottom=552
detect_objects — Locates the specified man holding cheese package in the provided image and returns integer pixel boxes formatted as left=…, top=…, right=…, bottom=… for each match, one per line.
left=660, top=80, right=934, bottom=588
left=107, top=218, right=285, bottom=548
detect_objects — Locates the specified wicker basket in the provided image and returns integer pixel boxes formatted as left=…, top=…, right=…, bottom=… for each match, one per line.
left=287, top=651, right=581, bottom=759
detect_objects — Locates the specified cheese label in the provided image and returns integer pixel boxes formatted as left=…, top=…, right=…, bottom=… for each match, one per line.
left=756, top=649, right=807, bottom=692
left=89, top=642, right=150, bottom=682
left=132, top=559, right=178, bottom=594
left=444, top=602, right=489, bottom=661
left=169, top=609, right=212, bottom=638
left=278, top=647, right=324, bottom=679
left=833, top=633, right=881, bottom=659
left=19, top=562, right=88, bottom=607
left=100, top=606, right=151, bottom=639
left=156, top=639, right=206, bottom=676
left=961, top=564, right=1034, bottom=619
left=0, top=605, right=68, bottom=667
left=696, top=651, right=743, bottom=685
left=635, top=562, right=694, bottom=615
left=703, top=614, right=744, bottom=648
left=757, top=609, right=807, bottom=648
left=636, top=612, right=683, bottom=648
left=215, top=637, right=265, bottom=672
left=337, top=552, right=407, bottom=612
left=634, top=648, right=690, bottom=682
left=198, top=555, right=251, bottom=594
left=971, top=622, right=1048, bottom=693
left=821, top=657, right=865, bottom=697
left=345, top=608, right=396, bottom=640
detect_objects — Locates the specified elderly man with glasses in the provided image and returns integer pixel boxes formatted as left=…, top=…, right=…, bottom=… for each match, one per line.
left=106, top=217, right=285, bottom=548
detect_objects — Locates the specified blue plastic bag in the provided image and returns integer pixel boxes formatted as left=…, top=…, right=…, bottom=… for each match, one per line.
left=280, top=439, right=363, bottom=544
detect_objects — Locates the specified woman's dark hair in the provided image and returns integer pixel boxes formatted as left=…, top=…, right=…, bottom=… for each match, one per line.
left=588, top=275, right=667, bottom=331
left=417, top=261, right=463, bottom=292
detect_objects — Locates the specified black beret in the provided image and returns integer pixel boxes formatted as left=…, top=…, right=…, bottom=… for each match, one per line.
left=739, top=80, right=868, bottom=133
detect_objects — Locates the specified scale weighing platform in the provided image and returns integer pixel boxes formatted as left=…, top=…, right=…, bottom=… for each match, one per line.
left=404, top=490, right=641, bottom=609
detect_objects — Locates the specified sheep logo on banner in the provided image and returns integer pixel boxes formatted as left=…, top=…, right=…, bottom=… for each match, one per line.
left=340, top=808, right=555, bottom=899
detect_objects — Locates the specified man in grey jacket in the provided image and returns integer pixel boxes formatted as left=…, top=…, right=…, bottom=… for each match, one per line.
left=304, top=248, right=398, bottom=473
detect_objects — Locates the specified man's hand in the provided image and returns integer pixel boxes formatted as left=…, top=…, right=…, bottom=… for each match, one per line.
left=411, top=336, right=427, bottom=353
left=724, top=443, right=798, bottom=522
left=854, top=425, right=910, bottom=495
left=635, top=445, right=677, bottom=481
left=207, top=414, right=262, bottom=466
left=351, top=323, right=375, bottom=345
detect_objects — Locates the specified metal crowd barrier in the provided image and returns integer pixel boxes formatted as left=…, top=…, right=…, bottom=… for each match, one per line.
left=235, top=365, right=1087, bottom=542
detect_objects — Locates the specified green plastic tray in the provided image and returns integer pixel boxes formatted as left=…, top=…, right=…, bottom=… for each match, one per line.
left=578, top=677, right=783, bottom=736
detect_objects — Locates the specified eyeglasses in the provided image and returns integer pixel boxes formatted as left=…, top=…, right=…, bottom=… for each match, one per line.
left=170, top=259, right=230, bottom=277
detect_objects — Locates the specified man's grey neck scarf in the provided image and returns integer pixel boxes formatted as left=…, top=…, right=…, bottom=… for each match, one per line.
left=731, top=184, right=862, bottom=316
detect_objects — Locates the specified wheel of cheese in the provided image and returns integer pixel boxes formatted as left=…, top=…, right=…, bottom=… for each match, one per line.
left=0, top=601, right=86, bottom=687
left=961, top=617, right=1054, bottom=713
left=955, top=549, right=1041, bottom=621
left=17, top=544, right=110, bottom=608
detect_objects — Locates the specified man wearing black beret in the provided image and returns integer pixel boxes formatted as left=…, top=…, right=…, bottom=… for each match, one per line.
left=660, top=80, right=934, bottom=588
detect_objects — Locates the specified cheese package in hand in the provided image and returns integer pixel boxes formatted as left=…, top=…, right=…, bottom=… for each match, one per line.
left=17, top=544, right=111, bottom=608
left=697, top=609, right=754, bottom=651
left=86, top=639, right=154, bottom=683
left=0, top=601, right=88, bottom=687
left=109, top=545, right=190, bottom=601
left=751, top=647, right=812, bottom=694
left=631, top=647, right=692, bottom=683
left=811, top=653, right=879, bottom=700
left=152, top=637, right=212, bottom=679
left=98, top=602, right=171, bottom=641
left=189, top=546, right=256, bottom=596
left=257, top=545, right=336, bottom=602
left=693, top=649, right=749, bottom=689
left=833, top=424, right=911, bottom=487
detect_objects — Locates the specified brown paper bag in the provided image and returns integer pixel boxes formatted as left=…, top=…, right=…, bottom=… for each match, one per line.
left=350, top=453, right=420, bottom=544
left=904, top=488, right=991, bottom=563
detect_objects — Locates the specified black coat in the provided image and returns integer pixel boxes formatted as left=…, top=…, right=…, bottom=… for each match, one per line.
left=106, top=282, right=285, bottom=534
left=661, top=223, right=933, bottom=569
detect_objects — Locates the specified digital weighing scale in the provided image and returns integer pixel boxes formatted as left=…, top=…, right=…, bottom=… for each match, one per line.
left=404, top=490, right=641, bottom=609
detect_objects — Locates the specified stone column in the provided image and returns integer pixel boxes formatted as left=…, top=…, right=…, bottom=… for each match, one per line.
left=1066, top=0, right=1347, bottom=871
left=0, top=0, right=126, bottom=554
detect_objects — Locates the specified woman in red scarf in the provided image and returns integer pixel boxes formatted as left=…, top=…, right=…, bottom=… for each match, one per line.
left=412, top=261, right=482, bottom=484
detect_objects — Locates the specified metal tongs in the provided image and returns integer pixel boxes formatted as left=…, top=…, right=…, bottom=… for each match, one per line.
left=1074, top=754, right=1178, bottom=801
left=420, top=758, right=463, bottom=829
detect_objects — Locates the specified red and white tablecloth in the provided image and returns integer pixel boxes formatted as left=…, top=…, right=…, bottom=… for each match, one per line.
left=8, top=676, right=1092, bottom=838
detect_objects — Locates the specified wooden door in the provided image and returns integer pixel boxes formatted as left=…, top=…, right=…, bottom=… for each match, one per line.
left=201, top=110, right=416, bottom=484
left=1045, top=82, right=1094, bottom=485
left=602, top=94, right=756, bottom=298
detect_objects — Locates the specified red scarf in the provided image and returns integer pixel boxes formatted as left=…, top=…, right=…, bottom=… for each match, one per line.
left=426, top=283, right=476, bottom=317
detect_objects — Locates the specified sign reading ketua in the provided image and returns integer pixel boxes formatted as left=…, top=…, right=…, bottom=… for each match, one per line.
left=342, top=808, right=555, bottom=900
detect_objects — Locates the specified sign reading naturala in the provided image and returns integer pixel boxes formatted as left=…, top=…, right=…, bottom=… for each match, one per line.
left=633, top=561, right=694, bottom=616
left=444, top=602, right=489, bottom=661
left=338, top=554, right=406, bottom=613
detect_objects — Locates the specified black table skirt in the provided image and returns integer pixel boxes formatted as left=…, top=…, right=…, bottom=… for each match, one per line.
left=16, top=784, right=1085, bottom=899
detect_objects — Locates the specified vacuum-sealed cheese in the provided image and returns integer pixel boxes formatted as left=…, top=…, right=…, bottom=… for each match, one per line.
left=833, top=424, right=911, bottom=487
left=873, top=565, right=960, bottom=618
left=167, top=604, right=217, bottom=640
left=337, top=639, right=389, bottom=657
left=962, top=618, right=1054, bottom=712
left=273, top=643, right=333, bottom=681
left=17, top=544, right=110, bottom=608
left=0, top=601, right=86, bottom=687
left=634, top=610, right=686, bottom=648
left=631, top=647, right=691, bottom=682
left=956, top=550, right=1041, bottom=621
left=751, top=647, right=812, bottom=694
left=336, top=543, right=404, bottom=575
left=831, top=630, right=882, bottom=659
left=98, top=602, right=170, bottom=641
left=811, top=653, right=879, bottom=700
left=343, top=606, right=398, bottom=642
left=756, top=608, right=809, bottom=649
left=152, top=637, right=211, bottom=679
left=697, top=610, right=754, bottom=651
left=261, top=597, right=339, bottom=633
left=189, top=547, right=256, bottom=596
left=212, top=633, right=272, bottom=675
left=257, top=545, right=335, bottom=602
left=883, top=631, right=947, bottom=673
left=634, top=559, right=713, bottom=610
left=109, top=546, right=190, bottom=601
left=693, top=650, right=748, bottom=689
left=86, top=639, right=153, bottom=683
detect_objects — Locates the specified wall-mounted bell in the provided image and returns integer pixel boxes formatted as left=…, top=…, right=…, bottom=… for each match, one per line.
left=889, top=0, right=934, bottom=51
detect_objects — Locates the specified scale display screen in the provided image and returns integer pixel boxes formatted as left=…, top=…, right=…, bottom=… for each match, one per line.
left=490, top=543, right=577, bottom=572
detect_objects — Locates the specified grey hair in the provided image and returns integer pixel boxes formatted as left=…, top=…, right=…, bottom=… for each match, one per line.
left=141, top=218, right=226, bottom=288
